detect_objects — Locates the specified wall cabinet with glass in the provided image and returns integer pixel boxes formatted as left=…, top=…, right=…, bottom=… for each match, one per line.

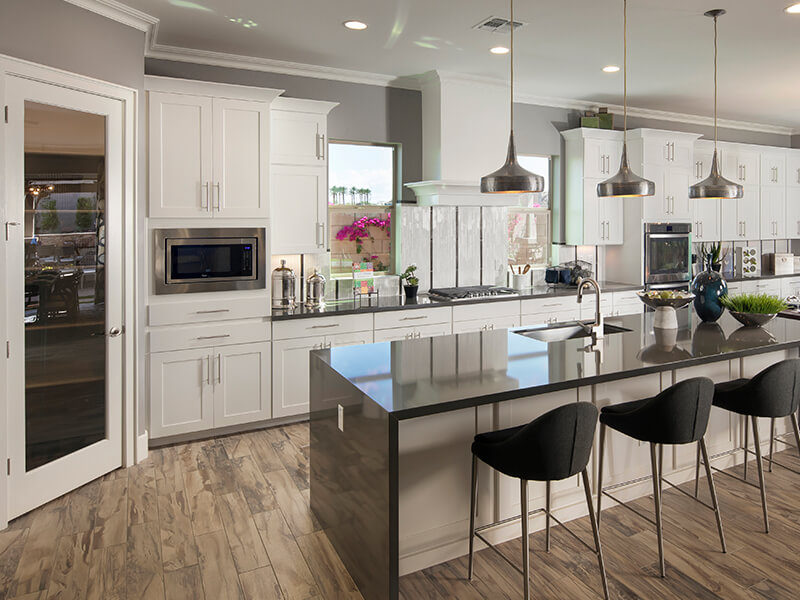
left=270, top=97, right=338, bottom=255
left=146, top=78, right=280, bottom=219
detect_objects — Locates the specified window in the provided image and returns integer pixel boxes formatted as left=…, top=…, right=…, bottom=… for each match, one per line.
left=328, top=141, right=399, bottom=276
left=508, top=155, right=551, bottom=267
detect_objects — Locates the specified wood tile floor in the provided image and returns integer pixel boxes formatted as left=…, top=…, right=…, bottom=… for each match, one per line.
left=1, top=423, right=800, bottom=599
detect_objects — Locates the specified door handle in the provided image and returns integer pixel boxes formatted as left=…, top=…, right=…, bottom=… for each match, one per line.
left=201, top=183, right=210, bottom=211
left=213, top=182, right=221, bottom=211
left=315, top=133, right=320, bottom=160
left=320, top=134, right=325, bottom=160
left=196, top=334, right=231, bottom=340
left=216, top=354, right=222, bottom=384
left=196, top=309, right=230, bottom=314
left=5, top=221, right=20, bottom=241
left=204, top=356, right=211, bottom=385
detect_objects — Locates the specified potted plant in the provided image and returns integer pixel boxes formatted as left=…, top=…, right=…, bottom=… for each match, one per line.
left=400, top=264, right=419, bottom=299
left=719, top=293, right=788, bottom=327
left=700, top=242, right=727, bottom=272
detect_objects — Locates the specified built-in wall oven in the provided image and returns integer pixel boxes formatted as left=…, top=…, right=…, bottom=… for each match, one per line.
left=154, top=228, right=266, bottom=294
left=643, top=223, right=692, bottom=290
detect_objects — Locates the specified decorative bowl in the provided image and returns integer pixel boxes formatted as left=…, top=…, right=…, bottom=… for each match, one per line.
left=728, top=311, right=778, bottom=328
left=637, top=291, right=695, bottom=311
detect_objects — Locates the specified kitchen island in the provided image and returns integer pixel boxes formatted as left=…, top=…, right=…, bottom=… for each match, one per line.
left=309, top=311, right=800, bottom=600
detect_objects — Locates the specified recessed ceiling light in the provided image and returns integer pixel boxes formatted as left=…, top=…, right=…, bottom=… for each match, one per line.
left=343, top=20, right=368, bottom=30
left=786, top=3, right=800, bottom=13
left=602, top=65, right=620, bottom=73
left=490, top=46, right=510, bottom=55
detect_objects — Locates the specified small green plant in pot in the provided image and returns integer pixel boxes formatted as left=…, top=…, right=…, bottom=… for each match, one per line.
left=720, top=293, right=788, bottom=327
left=400, top=264, right=419, bottom=300
left=700, top=242, right=727, bottom=272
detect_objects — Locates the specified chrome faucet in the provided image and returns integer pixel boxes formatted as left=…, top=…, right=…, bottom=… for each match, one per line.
left=576, top=278, right=604, bottom=340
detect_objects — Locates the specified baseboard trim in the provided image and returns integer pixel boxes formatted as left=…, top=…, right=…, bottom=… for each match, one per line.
left=148, top=415, right=309, bottom=448
left=136, top=431, right=149, bottom=463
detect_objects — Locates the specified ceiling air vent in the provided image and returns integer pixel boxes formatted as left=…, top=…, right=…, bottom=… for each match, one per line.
left=473, top=16, right=525, bottom=34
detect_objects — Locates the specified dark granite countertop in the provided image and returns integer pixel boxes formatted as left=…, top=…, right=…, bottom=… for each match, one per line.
left=312, top=311, right=800, bottom=419
left=271, top=281, right=642, bottom=321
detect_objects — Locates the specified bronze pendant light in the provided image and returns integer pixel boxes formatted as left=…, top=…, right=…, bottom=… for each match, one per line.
left=481, top=0, right=545, bottom=194
left=597, top=0, right=655, bottom=198
left=688, top=9, right=743, bottom=200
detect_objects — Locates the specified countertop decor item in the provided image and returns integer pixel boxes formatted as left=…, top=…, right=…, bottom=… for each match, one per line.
left=596, top=0, right=655, bottom=199
left=271, top=259, right=296, bottom=309
left=400, top=263, right=419, bottom=299
left=305, top=268, right=326, bottom=307
left=480, top=0, right=545, bottom=194
left=688, top=9, right=743, bottom=201
left=700, top=242, right=726, bottom=272
left=692, top=255, right=728, bottom=322
left=637, top=290, right=694, bottom=329
left=775, top=253, right=794, bottom=276
left=736, top=247, right=759, bottom=278
left=720, top=293, right=788, bottom=327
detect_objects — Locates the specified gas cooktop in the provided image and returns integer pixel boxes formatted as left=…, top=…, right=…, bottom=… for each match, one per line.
left=428, top=286, right=518, bottom=301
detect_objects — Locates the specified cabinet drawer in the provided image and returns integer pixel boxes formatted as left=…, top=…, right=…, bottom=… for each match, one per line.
left=150, top=320, right=270, bottom=353
left=374, top=306, right=452, bottom=330
left=753, top=279, right=781, bottom=296
left=272, top=313, right=373, bottom=340
left=521, top=296, right=576, bottom=315
left=453, top=300, right=519, bottom=322
left=149, top=296, right=268, bottom=326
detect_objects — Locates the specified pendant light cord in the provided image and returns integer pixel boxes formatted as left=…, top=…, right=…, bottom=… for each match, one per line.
left=510, top=0, right=514, bottom=133
left=713, top=13, right=718, bottom=149
left=623, top=0, right=627, bottom=144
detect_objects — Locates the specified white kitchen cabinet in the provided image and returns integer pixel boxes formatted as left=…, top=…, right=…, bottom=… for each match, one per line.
left=271, top=104, right=330, bottom=166
left=583, top=136, right=622, bottom=179
left=520, top=296, right=581, bottom=326
left=752, top=279, right=781, bottom=296
left=781, top=277, right=800, bottom=298
left=691, top=197, right=720, bottom=242
left=786, top=188, right=800, bottom=239
left=569, top=179, right=623, bottom=246
left=787, top=151, right=800, bottom=188
left=214, top=342, right=271, bottom=428
left=374, top=322, right=452, bottom=342
left=452, top=315, right=519, bottom=334
left=611, top=290, right=644, bottom=316
left=147, top=86, right=275, bottom=219
left=642, top=164, right=691, bottom=222
left=271, top=164, right=327, bottom=254
left=721, top=146, right=759, bottom=186
left=760, top=187, right=786, bottom=240
left=150, top=348, right=214, bottom=438
left=692, top=144, right=715, bottom=183
left=761, top=152, right=786, bottom=187
left=639, top=134, right=694, bottom=168
left=720, top=185, right=759, bottom=241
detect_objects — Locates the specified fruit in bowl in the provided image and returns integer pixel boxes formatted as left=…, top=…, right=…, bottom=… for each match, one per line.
left=637, top=290, right=695, bottom=310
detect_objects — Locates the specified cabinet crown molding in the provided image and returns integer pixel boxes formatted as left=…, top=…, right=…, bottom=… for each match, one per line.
left=144, top=75, right=283, bottom=102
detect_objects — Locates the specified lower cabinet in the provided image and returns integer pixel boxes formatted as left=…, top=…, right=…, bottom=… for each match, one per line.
left=272, top=329, right=372, bottom=419
left=451, top=315, right=519, bottom=334
left=149, top=341, right=270, bottom=438
left=374, top=322, right=451, bottom=342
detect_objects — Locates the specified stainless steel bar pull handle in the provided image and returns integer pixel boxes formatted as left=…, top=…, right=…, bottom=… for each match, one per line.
left=196, top=334, right=231, bottom=340
left=216, top=354, right=222, bottom=383
left=201, top=182, right=209, bottom=210
left=310, top=323, right=339, bottom=329
left=205, top=356, right=211, bottom=385
left=400, top=316, right=428, bottom=321
left=213, top=182, right=221, bottom=210
left=320, top=134, right=325, bottom=160
left=315, top=133, right=320, bottom=159
left=196, top=309, right=230, bottom=314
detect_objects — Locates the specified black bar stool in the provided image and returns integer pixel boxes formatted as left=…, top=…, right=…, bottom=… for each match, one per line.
left=467, top=402, right=609, bottom=600
left=694, top=358, right=800, bottom=533
left=596, top=377, right=726, bottom=578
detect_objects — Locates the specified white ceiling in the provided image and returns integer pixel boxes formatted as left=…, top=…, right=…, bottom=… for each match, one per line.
left=123, top=0, right=800, bottom=130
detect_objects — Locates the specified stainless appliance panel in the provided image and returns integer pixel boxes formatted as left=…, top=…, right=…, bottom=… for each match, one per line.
left=644, top=223, right=692, bottom=285
left=154, top=228, right=266, bottom=295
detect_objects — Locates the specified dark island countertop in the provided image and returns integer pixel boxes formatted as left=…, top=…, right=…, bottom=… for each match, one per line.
left=271, top=280, right=642, bottom=321
left=312, top=311, right=800, bottom=419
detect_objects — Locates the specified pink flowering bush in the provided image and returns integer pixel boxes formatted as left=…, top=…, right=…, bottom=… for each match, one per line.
left=335, top=214, right=391, bottom=243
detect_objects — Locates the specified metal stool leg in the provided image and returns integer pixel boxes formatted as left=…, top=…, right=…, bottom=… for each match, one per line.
left=597, top=423, right=606, bottom=528
left=650, top=443, right=666, bottom=577
left=694, top=441, right=701, bottom=498
left=521, top=479, right=530, bottom=600
left=791, top=413, right=800, bottom=456
left=468, top=454, right=478, bottom=580
left=545, top=480, right=551, bottom=552
left=658, top=444, right=664, bottom=498
left=750, top=416, right=770, bottom=534
left=700, top=437, right=727, bottom=553
left=581, top=469, right=610, bottom=600
left=768, top=417, right=776, bottom=473
left=743, top=416, right=750, bottom=481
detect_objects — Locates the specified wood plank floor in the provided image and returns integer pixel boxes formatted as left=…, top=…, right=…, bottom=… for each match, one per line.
left=1, top=423, right=800, bottom=599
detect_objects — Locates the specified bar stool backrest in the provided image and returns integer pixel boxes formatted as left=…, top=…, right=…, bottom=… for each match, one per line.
left=494, top=402, right=598, bottom=482
left=626, top=377, right=714, bottom=444
left=742, top=358, right=800, bottom=418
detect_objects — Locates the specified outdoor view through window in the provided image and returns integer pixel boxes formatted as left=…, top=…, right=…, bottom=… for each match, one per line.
left=328, top=141, right=396, bottom=276
left=508, top=155, right=551, bottom=267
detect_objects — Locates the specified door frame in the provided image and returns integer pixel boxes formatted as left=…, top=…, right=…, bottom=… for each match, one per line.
left=0, top=54, right=138, bottom=528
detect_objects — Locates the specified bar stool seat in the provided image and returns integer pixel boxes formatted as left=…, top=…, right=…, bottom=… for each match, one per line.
left=596, top=377, right=726, bottom=579
left=468, top=402, right=609, bottom=600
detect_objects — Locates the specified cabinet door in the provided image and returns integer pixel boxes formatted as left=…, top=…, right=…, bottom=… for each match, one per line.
left=452, top=315, right=518, bottom=335
left=786, top=188, right=800, bottom=239
left=720, top=196, right=740, bottom=241
left=641, top=164, right=668, bottom=222
left=272, top=336, right=326, bottom=419
left=582, top=180, right=603, bottom=246
left=148, top=92, right=213, bottom=218
left=584, top=138, right=610, bottom=179
left=738, top=186, right=760, bottom=240
left=787, top=152, right=800, bottom=188
left=271, top=164, right=327, bottom=254
left=149, top=348, right=214, bottom=438
left=604, top=196, right=624, bottom=244
left=692, top=148, right=714, bottom=182
left=271, top=110, right=325, bottom=166
left=722, top=149, right=759, bottom=185
left=326, top=330, right=374, bottom=347
left=691, top=197, right=720, bottom=242
left=213, top=342, right=270, bottom=428
left=760, top=187, right=786, bottom=240
left=761, top=152, right=786, bottom=187
left=212, top=98, right=269, bottom=218
left=666, top=167, right=691, bottom=220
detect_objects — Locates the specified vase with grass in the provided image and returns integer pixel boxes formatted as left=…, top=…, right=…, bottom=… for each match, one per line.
left=719, top=293, right=788, bottom=327
left=400, top=264, right=419, bottom=300
left=692, top=253, right=728, bottom=322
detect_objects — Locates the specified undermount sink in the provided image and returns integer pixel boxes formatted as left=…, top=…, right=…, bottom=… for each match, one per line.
left=514, top=321, right=631, bottom=343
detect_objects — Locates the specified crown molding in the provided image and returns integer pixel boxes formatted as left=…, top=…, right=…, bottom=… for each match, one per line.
left=62, top=0, right=158, bottom=32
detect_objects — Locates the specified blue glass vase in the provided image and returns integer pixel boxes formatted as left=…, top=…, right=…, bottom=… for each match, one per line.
left=692, top=256, right=728, bottom=323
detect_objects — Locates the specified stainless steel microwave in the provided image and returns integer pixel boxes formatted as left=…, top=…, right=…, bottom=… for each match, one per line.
left=153, top=228, right=266, bottom=294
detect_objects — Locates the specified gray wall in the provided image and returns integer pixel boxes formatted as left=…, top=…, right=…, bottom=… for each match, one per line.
left=145, top=59, right=423, bottom=203
left=793, top=135, right=800, bottom=149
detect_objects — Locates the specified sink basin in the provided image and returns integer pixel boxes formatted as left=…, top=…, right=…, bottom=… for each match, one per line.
left=514, top=321, right=631, bottom=343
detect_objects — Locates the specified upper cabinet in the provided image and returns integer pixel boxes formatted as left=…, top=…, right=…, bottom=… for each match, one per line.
left=761, top=151, right=786, bottom=187
left=562, top=128, right=625, bottom=246
left=270, top=97, right=338, bottom=255
left=146, top=77, right=282, bottom=219
left=787, top=150, right=800, bottom=188
left=721, top=146, right=759, bottom=186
